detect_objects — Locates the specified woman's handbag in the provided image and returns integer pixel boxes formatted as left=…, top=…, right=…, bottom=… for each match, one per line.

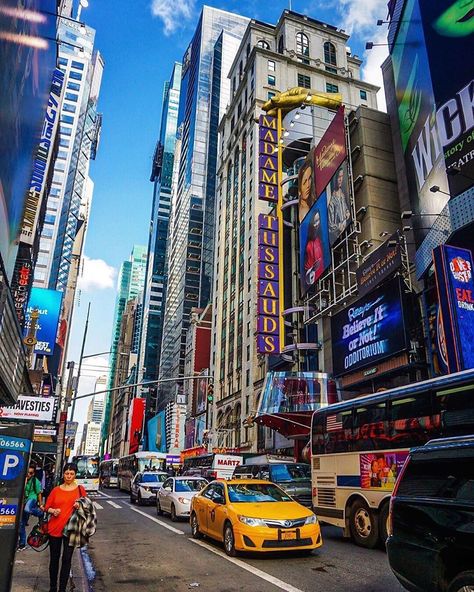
left=27, top=512, right=49, bottom=551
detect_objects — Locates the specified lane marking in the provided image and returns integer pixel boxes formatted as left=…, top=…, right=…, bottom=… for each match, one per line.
left=106, top=500, right=122, bottom=509
left=96, top=491, right=111, bottom=498
left=129, top=506, right=185, bottom=535
left=189, top=539, right=305, bottom=592
left=93, top=502, right=103, bottom=510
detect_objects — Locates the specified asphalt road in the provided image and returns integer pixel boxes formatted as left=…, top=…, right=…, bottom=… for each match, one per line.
left=83, top=489, right=404, bottom=592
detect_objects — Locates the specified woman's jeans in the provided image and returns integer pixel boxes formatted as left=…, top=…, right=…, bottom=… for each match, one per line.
left=19, top=498, right=43, bottom=546
left=49, top=536, right=74, bottom=592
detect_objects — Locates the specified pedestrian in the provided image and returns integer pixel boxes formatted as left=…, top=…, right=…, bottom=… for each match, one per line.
left=18, top=463, right=44, bottom=550
left=44, top=463, right=87, bottom=592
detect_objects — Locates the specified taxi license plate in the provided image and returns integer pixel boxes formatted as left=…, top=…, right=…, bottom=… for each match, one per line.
left=280, top=531, right=297, bottom=541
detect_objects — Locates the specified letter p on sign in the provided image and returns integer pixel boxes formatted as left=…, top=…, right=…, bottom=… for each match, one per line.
left=0, top=452, right=24, bottom=480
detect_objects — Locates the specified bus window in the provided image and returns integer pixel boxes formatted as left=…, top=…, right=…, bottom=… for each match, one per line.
left=435, top=385, right=474, bottom=436
left=353, top=403, right=388, bottom=451
left=390, top=394, right=434, bottom=446
left=312, top=412, right=326, bottom=455
left=324, top=409, right=353, bottom=453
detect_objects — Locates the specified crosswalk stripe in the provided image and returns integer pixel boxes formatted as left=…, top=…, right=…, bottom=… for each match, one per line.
left=106, top=500, right=122, bottom=509
left=93, top=502, right=103, bottom=510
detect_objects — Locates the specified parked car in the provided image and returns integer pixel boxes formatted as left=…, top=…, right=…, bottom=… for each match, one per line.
left=130, top=471, right=168, bottom=505
left=233, top=462, right=312, bottom=507
left=190, top=479, right=322, bottom=556
left=156, top=476, right=208, bottom=521
left=387, top=436, right=474, bottom=592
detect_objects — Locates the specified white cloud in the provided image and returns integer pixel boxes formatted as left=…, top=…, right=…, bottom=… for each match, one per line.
left=78, top=256, right=116, bottom=292
left=150, top=0, right=196, bottom=36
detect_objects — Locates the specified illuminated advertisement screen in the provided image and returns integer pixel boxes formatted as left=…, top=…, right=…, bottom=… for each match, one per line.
left=331, top=277, right=407, bottom=376
left=299, top=192, right=330, bottom=295
left=23, top=287, right=62, bottom=356
left=258, top=372, right=331, bottom=415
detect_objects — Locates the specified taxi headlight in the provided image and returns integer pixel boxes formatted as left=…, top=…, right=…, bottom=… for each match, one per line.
left=305, top=514, right=318, bottom=525
left=178, top=497, right=190, bottom=504
left=238, top=515, right=266, bottom=527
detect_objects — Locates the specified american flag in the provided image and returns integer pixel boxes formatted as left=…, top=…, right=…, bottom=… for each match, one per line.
left=326, top=414, right=343, bottom=432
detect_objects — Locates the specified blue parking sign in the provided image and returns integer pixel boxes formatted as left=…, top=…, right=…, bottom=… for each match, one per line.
left=0, top=451, right=24, bottom=480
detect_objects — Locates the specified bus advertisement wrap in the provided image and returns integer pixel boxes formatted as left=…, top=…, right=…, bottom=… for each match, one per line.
left=331, top=278, right=407, bottom=376
left=360, top=451, right=408, bottom=490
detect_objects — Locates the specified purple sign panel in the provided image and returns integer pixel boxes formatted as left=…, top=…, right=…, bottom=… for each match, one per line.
left=258, top=115, right=278, bottom=203
left=256, top=213, right=280, bottom=354
left=433, top=245, right=474, bottom=373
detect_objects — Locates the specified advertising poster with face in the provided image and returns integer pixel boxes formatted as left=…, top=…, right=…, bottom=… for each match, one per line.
left=299, top=192, right=330, bottom=295
left=327, top=160, right=351, bottom=246
left=297, top=151, right=316, bottom=223
left=360, top=451, right=409, bottom=490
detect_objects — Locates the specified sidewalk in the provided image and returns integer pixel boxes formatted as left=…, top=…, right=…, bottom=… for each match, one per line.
left=11, top=543, right=85, bottom=592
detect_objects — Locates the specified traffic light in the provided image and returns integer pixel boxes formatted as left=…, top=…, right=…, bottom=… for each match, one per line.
left=207, top=382, right=214, bottom=403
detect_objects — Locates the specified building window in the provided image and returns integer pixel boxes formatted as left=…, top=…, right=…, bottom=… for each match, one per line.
left=246, top=369, right=250, bottom=387
left=326, top=82, right=339, bottom=93
left=71, top=60, right=84, bottom=70
left=61, top=114, right=74, bottom=124
left=63, top=103, right=76, bottom=113
left=268, top=60, right=275, bottom=72
left=69, top=71, right=82, bottom=81
left=257, top=39, right=270, bottom=50
left=246, top=42, right=250, bottom=57
left=267, top=74, right=276, bottom=86
left=65, top=92, right=78, bottom=102
left=278, top=36, right=284, bottom=54
left=360, top=89, right=368, bottom=100
left=296, top=32, right=309, bottom=57
left=297, top=73, right=311, bottom=89
left=324, top=41, right=337, bottom=66
left=267, top=91, right=275, bottom=100
left=67, top=82, right=80, bottom=91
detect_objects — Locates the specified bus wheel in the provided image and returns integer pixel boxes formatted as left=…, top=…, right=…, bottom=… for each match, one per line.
left=378, top=503, right=389, bottom=548
left=349, top=499, right=379, bottom=549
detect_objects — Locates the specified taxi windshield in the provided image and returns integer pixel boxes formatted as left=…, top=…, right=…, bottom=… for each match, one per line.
left=142, top=473, right=166, bottom=483
left=227, top=483, right=292, bottom=503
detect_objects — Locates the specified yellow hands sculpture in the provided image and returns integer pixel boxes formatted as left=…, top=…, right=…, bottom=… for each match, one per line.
left=262, top=87, right=342, bottom=117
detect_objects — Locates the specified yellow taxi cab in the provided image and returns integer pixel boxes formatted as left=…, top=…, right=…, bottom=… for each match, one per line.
left=190, top=479, right=322, bottom=556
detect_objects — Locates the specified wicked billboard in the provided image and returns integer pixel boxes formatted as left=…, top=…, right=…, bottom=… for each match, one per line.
left=331, top=277, right=407, bottom=376
left=391, top=0, right=474, bottom=245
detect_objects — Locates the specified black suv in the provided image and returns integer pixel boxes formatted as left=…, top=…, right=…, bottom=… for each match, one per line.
left=387, top=436, right=474, bottom=592
left=233, top=462, right=312, bottom=507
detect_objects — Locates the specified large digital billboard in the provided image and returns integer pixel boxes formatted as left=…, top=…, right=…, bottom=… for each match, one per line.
left=391, top=0, right=474, bottom=244
left=0, top=0, right=57, bottom=277
left=23, top=287, right=62, bottom=356
left=327, top=160, right=351, bottom=246
left=331, top=277, right=407, bottom=376
left=313, top=106, right=346, bottom=198
left=299, top=192, right=331, bottom=295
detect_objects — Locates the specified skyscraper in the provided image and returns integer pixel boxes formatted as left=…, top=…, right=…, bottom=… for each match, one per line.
left=138, top=63, right=182, bottom=399
left=158, top=7, right=249, bottom=407
left=102, top=245, right=147, bottom=453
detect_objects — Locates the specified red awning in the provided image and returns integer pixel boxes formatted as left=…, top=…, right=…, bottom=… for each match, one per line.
left=254, top=412, right=312, bottom=438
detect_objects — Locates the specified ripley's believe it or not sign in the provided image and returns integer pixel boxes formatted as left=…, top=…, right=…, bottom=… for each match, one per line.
left=257, top=114, right=281, bottom=354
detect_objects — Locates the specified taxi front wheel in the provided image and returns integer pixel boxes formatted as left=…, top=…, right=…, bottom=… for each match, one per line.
left=224, top=523, right=237, bottom=557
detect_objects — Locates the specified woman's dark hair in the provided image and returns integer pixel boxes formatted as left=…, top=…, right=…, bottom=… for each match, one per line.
left=63, top=463, right=78, bottom=474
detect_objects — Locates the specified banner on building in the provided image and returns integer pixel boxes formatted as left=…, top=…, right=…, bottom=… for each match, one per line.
left=299, top=192, right=331, bottom=295
left=168, top=403, right=186, bottom=455
left=313, top=106, right=346, bottom=198
left=258, top=115, right=278, bottom=203
left=20, top=68, right=65, bottom=245
left=257, top=214, right=280, bottom=354
left=23, top=287, right=62, bottom=356
left=0, top=395, right=55, bottom=422
left=331, top=277, right=407, bottom=376
left=433, top=244, right=474, bottom=373
left=10, top=248, right=33, bottom=326
left=128, top=398, right=145, bottom=454
left=327, top=159, right=351, bottom=246
left=356, top=233, right=403, bottom=297
left=146, top=411, right=167, bottom=452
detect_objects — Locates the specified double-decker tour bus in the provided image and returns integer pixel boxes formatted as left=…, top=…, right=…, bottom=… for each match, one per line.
left=117, top=452, right=167, bottom=491
left=72, top=454, right=100, bottom=493
left=99, top=458, right=119, bottom=488
left=311, top=369, right=474, bottom=548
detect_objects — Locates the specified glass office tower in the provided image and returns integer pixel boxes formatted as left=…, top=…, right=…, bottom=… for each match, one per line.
left=158, top=7, right=249, bottom=407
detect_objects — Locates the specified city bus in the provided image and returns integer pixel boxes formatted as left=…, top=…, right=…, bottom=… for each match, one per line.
left=311, top=369, right=474, bottom=548
left=72, top=454, right=100, bottom=493
left=118, top=452, right=167, bottom=491
left=99, top=458, right=119, bottom=488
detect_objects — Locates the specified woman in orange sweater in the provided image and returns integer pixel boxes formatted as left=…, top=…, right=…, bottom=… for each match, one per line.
left=43, top=463, right=86, bottom=592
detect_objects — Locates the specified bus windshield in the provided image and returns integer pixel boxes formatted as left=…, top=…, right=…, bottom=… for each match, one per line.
left=74, top=456, right=99, bottom=479
left=138, top=457, right=165, bottom=472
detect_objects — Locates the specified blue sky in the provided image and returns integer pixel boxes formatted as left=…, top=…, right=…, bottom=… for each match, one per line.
left=68, top=0, right=390, bottom=434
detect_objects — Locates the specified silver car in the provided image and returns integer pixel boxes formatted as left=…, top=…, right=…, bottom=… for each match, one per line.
left=156, top=477, right=208, bottom=521
left=130, top=471, right=168, bottom=505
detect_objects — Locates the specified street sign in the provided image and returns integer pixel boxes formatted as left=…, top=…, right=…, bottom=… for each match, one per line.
left=0, top=423, right=33, bottom=592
